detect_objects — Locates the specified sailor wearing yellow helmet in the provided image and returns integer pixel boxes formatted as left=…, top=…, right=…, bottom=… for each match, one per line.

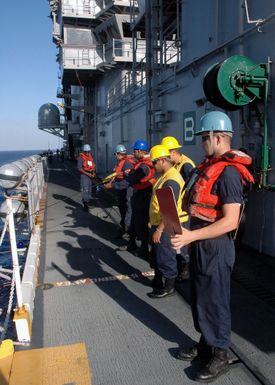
left=161, top=136, right=195, bottom=281
left=147, top=144, right=185, bottom=298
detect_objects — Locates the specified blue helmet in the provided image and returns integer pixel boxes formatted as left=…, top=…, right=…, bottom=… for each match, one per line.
left=83, top=144, right=91, bottom=151
left=196, top=111, right=233, bottom=135
left=131, top=140, right=149, bottom=151
left=114, top=144, right=127, bottom=154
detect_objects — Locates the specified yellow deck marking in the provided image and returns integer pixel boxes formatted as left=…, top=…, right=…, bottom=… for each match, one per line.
left=0, top=339, right=14, bottom=384
left=0, top=355, right=14, bottom=385
left=39, top=270, right=154, bottom=289
left=8, top=342, right=92, bottom=385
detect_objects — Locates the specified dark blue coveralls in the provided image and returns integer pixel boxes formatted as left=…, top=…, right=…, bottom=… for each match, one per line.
left=112, top=160, right=134, bottom=230
left=126, top=163, right=152, bottom=242
left=77, top=156, right=93, bottom=204
left=189, top=166, right=243, bottom=349
left=178, top=162, right=194, bottom=265
left=151, top=179, right=180, bottom=280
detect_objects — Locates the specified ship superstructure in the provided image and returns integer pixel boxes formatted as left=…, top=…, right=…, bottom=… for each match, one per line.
left=46, top=1, right=275, bottom=256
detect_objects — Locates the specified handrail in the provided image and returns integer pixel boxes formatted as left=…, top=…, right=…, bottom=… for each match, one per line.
left=0, top=156, right=45, bottom=342
left=62, top=47, right=102, bottom=68
left=61, top=0, right=98, bottom=17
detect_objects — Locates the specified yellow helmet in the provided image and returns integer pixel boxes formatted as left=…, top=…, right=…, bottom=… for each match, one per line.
left=161, top=136, right=182, bottom=150
left=150, top=144, right=170, bottom=161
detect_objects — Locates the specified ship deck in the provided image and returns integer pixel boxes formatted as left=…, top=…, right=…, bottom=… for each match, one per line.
left=23, top=158, right=275, bottom=385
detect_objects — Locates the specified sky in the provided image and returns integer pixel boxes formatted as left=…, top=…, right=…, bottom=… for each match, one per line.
left=0, top=1, right=61, bottom=151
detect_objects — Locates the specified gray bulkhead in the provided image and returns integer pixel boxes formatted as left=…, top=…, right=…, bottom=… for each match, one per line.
left=94, top=0, right=275, bottom=256
left=48, top=0, right=275, bottom=256
left=139, top=0, right=275, bottom=256
left=95, top=69, right=147, bottom=171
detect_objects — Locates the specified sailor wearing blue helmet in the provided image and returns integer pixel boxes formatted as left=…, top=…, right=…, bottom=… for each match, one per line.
left=122, top=139, right=156, bottom=258
left=171, top=111, right=254, bottom=383
left=78, top=144, right=96, bottom=211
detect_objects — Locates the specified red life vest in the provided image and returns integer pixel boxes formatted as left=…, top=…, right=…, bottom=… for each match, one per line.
left=133, top=157, right=156, bottom=190
left=114, top=155, right=136, bottom=181
left=188, top=150, right=254, bottom=222
left=79, top=152, right=95, bottom=173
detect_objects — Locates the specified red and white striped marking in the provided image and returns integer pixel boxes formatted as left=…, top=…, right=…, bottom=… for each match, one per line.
left=39, top=270, right=154, bottom=289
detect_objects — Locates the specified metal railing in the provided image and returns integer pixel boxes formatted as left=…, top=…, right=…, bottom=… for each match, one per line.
left=107, top=67, right=146, bottom=108
left=103, top=38, right=146, bottom=62
left=61, top=0, right=99, bottom=17
left=62, top=46, right=102, bottom=69
left=163, top=40, right=181, bottom=64
left=96, top=0, right=137, bottom=11
left=105, top=38, right=180, bottom=108
left=0, top=156, right=46, bottom=342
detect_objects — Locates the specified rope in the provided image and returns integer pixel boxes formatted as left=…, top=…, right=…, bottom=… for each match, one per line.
left=75, top=70, right=83, bottom=88
left=0, top=162, right=121, bottom=223
left=26, top=170, right=121, bottom=219
left=0, top=213, right=9, bottom=246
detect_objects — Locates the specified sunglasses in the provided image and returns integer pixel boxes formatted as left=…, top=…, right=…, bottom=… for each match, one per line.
left=201, top=133, right=229, bottom=142
left=201, top=135, right=212, bottom=142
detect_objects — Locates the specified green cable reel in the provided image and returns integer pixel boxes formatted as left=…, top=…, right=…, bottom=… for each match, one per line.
left=203, top=54, right=274, bottom=189
left=203, top=55, right=268, bottom=110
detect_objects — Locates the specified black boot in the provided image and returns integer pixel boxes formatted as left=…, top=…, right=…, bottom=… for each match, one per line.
left=115, top=227, right=125, bottom=239
left=126, top=238, right=137, bottom=251
left=83, top=202, right=89, bottom=212
left=118, top=237, right=137, bottom=252
left=176, top=262, right=190, bottom=282
left=150, top=269, right=163, bottom=290
left=176, top=254, right=190, bottom=282
left=177, top=339, right=212, bottom=361
left=148, top=278, right=175, bottom=298
left=137, top=241, right=149, bottom=259
left=195, top=347, right=229, bottom=383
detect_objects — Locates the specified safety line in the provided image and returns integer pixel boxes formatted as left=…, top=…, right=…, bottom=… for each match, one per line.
left=29, top=162, right=120, bottom=219
left=38, top=270, right=155, bottom=289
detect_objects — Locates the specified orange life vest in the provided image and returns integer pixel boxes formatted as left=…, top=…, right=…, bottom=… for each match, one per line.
left=114, top=155, right=136, bottom=181
left=133, top=157, right=156, bottom=190
left=187, top=150, right=254, bottom=222
left=79, top=152, right=95, bottom=173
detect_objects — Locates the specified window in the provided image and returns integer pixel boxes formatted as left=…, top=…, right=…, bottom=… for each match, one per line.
left=64, top=26, right=95, bottom=46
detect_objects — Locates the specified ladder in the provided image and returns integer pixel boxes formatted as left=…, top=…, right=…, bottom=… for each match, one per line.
left=83, top=0, right=91, bottom=14
left=82, top=49, right=91, bottom=65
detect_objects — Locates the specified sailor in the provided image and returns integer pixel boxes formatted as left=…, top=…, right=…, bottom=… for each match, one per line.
left=60, top=148, right=65, bottom=161
left=148, top=144, right=185, bottom=298
left=104, top=144, right=136, bottom=238
left=47, top=149, right=53, bottom=164
left=171, top=111, right=254, bottom=382
left=161, top=136, right=195, bottom=281
left=78, top=144, right=96, bottom=211
left=124, top=139, right=156, bottom=258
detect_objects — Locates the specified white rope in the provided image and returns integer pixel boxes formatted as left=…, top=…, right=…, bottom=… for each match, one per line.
left=0, top=213, right=9, bottom=246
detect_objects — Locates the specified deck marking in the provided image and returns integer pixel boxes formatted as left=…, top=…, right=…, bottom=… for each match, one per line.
left=39, top=270, right=154, bottom=289
left=8, top=342, right=92, bottom=385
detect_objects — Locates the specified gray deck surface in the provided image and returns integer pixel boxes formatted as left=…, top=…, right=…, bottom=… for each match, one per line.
left=31, top=158, right=275, bottom=385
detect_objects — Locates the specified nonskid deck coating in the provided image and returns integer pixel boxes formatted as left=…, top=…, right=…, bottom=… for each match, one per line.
left=28, top=158, right=275, bottom=385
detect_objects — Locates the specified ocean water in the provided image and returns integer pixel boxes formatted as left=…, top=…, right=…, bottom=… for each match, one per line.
left=0, top=150, right=44, bottom=340
left=0, top=150, right=46, bottom=167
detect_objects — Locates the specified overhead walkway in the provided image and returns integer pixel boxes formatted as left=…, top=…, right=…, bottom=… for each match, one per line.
left=11, top=156, right=275, bottom=385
